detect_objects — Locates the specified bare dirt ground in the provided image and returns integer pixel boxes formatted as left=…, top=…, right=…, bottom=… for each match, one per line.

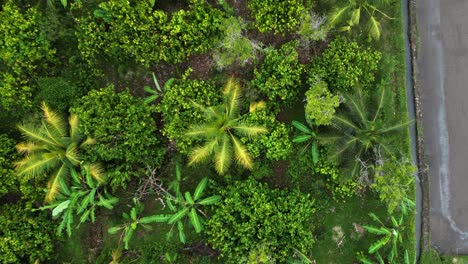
left=417, top=0, right=468, bottom=254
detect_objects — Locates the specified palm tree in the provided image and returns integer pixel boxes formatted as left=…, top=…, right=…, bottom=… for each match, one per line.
left=327, top=0, right=393, bottom=40
left=15, top=102, right=100, bottom=202
left=321, top=85, right=411, bottom=179
left=186, top=78, right=267, bottom=174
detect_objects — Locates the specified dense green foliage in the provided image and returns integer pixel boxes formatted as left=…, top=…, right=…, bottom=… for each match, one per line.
left=71, top=85, right=164, bottom=189
left=372, top=158, right=415, bottom=213
left=76, top=0, right=224, bottom=66
left=0, top=1, right=55, bottom=110
left=158, top=74, right=222, bottom=154
left=248, top=0, right=307, bottom=34
left=252, top=42, right=304, bottom=108
left=305, top=77, right=340, bottom=126
left=206, top=178, right=315, bottom=263
left=0, top=203, right=56, bottom=263
left=311, top=38, right=381, bottom=92
left=0, top=134, right=17, bottom=196
left=241, top=109, right=292, bottom=161
left=35, top=77, right=85, bottom=113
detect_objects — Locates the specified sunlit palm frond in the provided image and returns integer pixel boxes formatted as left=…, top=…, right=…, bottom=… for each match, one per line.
left=69, top=114, right=80, bottom=142
left=378, top=120, right=412, bottom=134
left=16, top=142, right=43, bottom=154
left=350, top=7, right=361, bottom=26
left=186, top=125, right=219, bottom=138
left=190, top=100, right=223, bottom=120
left=42, top=102, right=66, bottom=136
left=232, top=125, right=267, bottom=138
left=343, top=90, right=367, bottom=124
left=230, top=134, right=252, bottom=170
left=65, top=144, right=81, bottom=166
left=188, top=139, right=218, bottom=166
left=214, top=135, right=232, bottom=175
left=224, top=78, right=241, bottom=119
left=331, top=115, right=359, bottom=132
left=80, top=137, right=96, bottom=147
left=41, top=121, right=66, bottom=147
left=16, top=154, right=59, bottom=179
left=17, top=124, right=60, bottom=147
left=329, top=137, right=359, bottom=161
left=45, top=164, right=69, bottom=203
left=88, top=163, right=106, bottom=183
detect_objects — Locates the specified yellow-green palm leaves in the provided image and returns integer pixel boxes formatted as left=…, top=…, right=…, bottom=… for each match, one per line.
left=328, top=0, right=393, bottom=41
left=15, top=102, right=96, bottom=202
left=187, top=78, right=267, bottom=174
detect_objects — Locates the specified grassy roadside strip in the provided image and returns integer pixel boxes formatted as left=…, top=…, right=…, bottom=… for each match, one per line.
left=379, top=0, right=417, bottom=261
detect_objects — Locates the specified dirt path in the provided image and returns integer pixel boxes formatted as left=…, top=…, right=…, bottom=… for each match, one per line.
left=417, top=0, right=468, bottom=254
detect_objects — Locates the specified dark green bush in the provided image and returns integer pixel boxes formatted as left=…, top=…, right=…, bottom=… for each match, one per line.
left=248, top=0, right=306, bottom=34
left=240, top=109, right=292, bottom=161
left=70, top=85, right=165, bottom=189
left=0, top=203, right=56, bottom=263
left=0, top=1, right=55, bottom=110
left=251, top=42, right=304, bottom=108
left=310, top=37, right=381, bottom=92
left=158, top=74, right=222, bottom=154
left=0, top=134, right=17, bottom=197
left=206, top=178, right=315, bottom=263
left=35, top=77, right=85, bottom=112
left=76, top=0, right=224, bottom=66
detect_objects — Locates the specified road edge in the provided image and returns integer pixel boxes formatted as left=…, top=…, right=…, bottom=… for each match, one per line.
left=407, top=0, right=431, bottom=256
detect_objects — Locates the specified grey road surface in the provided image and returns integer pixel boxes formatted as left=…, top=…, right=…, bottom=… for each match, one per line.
left=417, top=0, right=468, bottom=254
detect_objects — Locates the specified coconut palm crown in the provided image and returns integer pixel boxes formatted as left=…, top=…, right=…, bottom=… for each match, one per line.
left=186, top=78, right=267, bottom=174
left=321, top=85, right=412, bottom=179
left=15, top=102, right=102, bottom=202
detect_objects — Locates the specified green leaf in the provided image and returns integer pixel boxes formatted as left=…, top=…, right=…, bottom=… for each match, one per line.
left=79, top=209, right=91, bottom=223
left=139, top=214, right=170, bottom=224
left=350, top=8, right=360, bottom=25
left=198, top=195, right=221, bottom=205
left=177, top=221, right=186, bottom=243
left=369, top=235, right=391, bottom=253
left=292, top=135, right=312, bottom=143
left=164, top=78, right=175, bottom=90
left=97, top=193, right=118, bottom=210
left=144, top=85, right=157, bottom=95
left=108, top=226, right=123, bottom=235
left=124, top=227, right=134, bottom=250
left=189, top=208, right=202, bottom=233
left=60, top=0, right=67, bottom=8
left=312, top=143, right=319, bottom=164
left=194, top=177, right=208, bottom=201
left=52, top=200, right=70, bottom=218
left=58, top=176, right=70, bottom=196
left=292, top=120, right=311, bottom=134
left=144, top=95, right=158, bottom=104
left=185, top=192, right=194, bottom=205
left=130, top=207, right=137, bottom=221
left=363, top=225, right=391, bottom=235
left=168, top=207, right=189, bottom=224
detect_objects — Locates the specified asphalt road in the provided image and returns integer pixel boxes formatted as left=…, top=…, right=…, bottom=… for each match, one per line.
left=417, top=0, right=468, bottom=254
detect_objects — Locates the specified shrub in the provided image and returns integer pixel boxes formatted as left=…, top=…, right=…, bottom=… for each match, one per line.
left=310, top=37, right=381, bottom=92
left=158, top=74, right=222, bottom=154
left=304, top=77, right=340, bottom=126
left=0, top=134, right=17, bottom=197
left=248, top=0, right=306, bottom=34
left=213, top=16, right=259, bottom=69
left=251, top=42, right=304, bottom=108
left=314, top=161, right=358, bottom=202
left=70, top=85, right=164, bottom=189
left=35, top=77, right=85, bottom=113
left=76, top=0, right=224, bottom=66
left=206, top=178, right=315, bottom=263
left=372, top=157, right=416, bottom=213
left=240, top=109, right=292, bottom=161
left=0, top=1, right=55, bottom=110
left=0, top=203, right=56, bottom=263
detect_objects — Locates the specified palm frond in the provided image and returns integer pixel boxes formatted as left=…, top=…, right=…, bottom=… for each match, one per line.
left=80, top=137, right=96, bottom=147
left=42, top=102, right=67, bottom=136
left=17, top=124, right=61, bottom=147
left=190, top=100, right=223, bottom=120
left=16, top=154, right=59, bottom=179
left=232, top=124, right=267, bottom=138
left=371, top=85, right=387, bottom=122
left=45, top=164, right=69, bottom=203
left=343, top=92, right=367, bottom=125
left=379, top=120, right=412, bottom=134
left=41, top=122, right=66, bottom=147
left=224, top=78, right=241, bottom=119
left=88, top=163, right=106, bottom=183
left=186, top=125, right=219, bottom=138
left=331, top=115, right=359, bottom=131
left=188, top=139, right=218, bottom=166
left=69, top=114, right=80, bottom=142
left=16, top=142, right=43, bottom=154
left=65, top=145, right=81, bottom=166
left=214, top=135, right=232, bottom=174
left=350, top=7, right=361, bottom=25
left=230, top=134, right=252, bottom=170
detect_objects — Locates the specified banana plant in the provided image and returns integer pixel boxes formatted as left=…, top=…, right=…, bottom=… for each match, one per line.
left=160, top=165, right=221, bottom=243
left=37, top=164, right=118, bottom=237
left=292, top=120, right=319, bottom=164
left=359, top=211, right=412, bottom=264
left=143, top=72, right=174, bottom=104
left=108, top=199, right=170, bottom=250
